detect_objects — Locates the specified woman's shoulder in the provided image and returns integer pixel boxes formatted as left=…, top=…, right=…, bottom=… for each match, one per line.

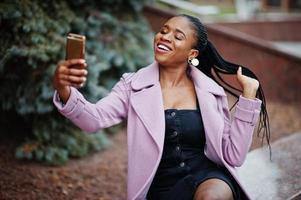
left=120, top=69, right=143, bottom=85
left=120, top=62, right=156, bottom=88
left=121, top=72, right=136, bottom=83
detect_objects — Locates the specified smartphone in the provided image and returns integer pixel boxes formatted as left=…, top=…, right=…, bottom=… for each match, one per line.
left=65, top=33, right=86, bottom=62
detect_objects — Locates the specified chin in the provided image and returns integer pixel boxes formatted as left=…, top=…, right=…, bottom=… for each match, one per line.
left=154, top=55, right=169, bottom=66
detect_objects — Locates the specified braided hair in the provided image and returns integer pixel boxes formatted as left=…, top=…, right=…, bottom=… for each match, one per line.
left=179, top=14, right=271, bottom=154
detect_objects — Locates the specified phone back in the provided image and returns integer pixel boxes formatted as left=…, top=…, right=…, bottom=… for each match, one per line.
left=66, top=33, right=85, bottom=60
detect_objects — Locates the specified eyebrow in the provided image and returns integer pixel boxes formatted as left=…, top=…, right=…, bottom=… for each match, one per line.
left=163, top=25, right=187, bottom=38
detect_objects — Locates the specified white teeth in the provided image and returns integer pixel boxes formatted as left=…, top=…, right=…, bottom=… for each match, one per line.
left=158, top=44, right=170, bottom=51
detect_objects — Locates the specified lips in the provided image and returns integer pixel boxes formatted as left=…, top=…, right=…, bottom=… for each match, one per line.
left=155, top=42, right=172, bottom=53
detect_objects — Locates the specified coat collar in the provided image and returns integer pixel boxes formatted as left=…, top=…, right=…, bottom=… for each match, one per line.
left=131, top=61, right=226, bottom=96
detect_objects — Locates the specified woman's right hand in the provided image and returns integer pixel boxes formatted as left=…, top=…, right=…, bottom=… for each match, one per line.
left=53, top=59, right=88, bottom=103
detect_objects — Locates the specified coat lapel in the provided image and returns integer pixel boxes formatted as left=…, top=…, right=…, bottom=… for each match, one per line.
left=130, top=62, right=165, bottom=152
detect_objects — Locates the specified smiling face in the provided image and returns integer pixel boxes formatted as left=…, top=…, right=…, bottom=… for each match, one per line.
left=154, top=16, right=199, bottom=67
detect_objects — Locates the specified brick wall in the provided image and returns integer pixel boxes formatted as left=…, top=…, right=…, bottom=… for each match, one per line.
left=207, top=24, right=301, bottom=103
left=217, top=20, right=301, bottom=41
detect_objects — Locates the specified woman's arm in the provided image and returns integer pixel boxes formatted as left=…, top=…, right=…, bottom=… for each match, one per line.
left=52, top=58, right=132, bottom=133
left=221, top=67, right=262, bottom=167
left=53, top=73, right=132, bottom=133
left=221, top=95, right=262, bottom=167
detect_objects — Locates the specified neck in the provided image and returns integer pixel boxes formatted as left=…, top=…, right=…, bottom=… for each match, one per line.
left=159, top=63, right=191, bottom=88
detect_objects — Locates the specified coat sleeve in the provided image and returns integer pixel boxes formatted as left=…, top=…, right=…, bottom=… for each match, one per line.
left=53, top=73, right=132, bottom=133
left=221, top=95, right=262, bottom=167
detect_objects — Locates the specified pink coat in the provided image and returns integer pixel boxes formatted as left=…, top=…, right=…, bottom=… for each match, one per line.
left=53, top=62, right=261, bottom=200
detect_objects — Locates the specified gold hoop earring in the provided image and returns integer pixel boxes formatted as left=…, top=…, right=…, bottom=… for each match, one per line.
left=188, top=57, right=199, bottom=67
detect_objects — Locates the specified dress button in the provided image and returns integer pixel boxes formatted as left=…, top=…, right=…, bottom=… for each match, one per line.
left=173, top=131, right=178, bottom=137
left=179, top=162, right=185, bottom=167
left=170, top=112, right=176, bottom=117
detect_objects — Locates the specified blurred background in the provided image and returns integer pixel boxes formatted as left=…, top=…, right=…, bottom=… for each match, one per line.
left=0, top=0, right=300, bottom=199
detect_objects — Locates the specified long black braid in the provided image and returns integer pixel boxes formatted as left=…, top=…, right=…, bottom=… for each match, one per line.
left=179, top=14, right=271, bottom=156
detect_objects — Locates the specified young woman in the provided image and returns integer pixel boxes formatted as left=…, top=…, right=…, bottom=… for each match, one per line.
left=53, top=14, right=270, bottom=200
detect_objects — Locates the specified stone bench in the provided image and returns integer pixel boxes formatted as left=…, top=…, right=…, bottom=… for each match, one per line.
left=238, top=132, right=301, bottom=199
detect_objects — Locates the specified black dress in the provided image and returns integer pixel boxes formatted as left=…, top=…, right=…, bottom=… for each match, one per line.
left=146, top=98, right=242, bottom=200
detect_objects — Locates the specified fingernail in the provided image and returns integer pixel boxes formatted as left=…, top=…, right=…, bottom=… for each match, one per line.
left=83, top=77, right=87, bottom=82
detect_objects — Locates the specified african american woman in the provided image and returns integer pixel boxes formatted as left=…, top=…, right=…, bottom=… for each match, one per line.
left=53, top=14, right=270, bottom=200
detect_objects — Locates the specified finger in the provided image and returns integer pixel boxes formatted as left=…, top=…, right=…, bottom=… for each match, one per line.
left=237, top=67, right=243, bottom=83
left=64, top=59, right=86, bottom=68
left=58, top=66, right=88, bottom=77
left=70, top=83, right=85, bottom=88
left=69, top=68, right=88, bottom=76
left=57, top=62, right=67, bottom=72
left=69, top=62, right=87, bottom=70
left=57, top=65, right=69, bottom=74
left=237, top=66, right=242, bottom=76
left=61, top=74, right=86, bottom=84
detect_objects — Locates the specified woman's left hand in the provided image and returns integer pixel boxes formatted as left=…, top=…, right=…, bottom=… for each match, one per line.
left=236, top=66, right=259, bottom=99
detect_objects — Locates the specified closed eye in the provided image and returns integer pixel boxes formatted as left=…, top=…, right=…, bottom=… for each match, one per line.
left=175, top=34, right=184, bottom=40
left=159, top=25, right=186, bottom=40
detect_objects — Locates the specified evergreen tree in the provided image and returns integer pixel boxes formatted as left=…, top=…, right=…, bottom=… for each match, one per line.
left=0, top=0, right=153, bottom=165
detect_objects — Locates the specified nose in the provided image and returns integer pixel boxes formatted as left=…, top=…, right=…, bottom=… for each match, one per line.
left=161, top=32, right=172, bottom=43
